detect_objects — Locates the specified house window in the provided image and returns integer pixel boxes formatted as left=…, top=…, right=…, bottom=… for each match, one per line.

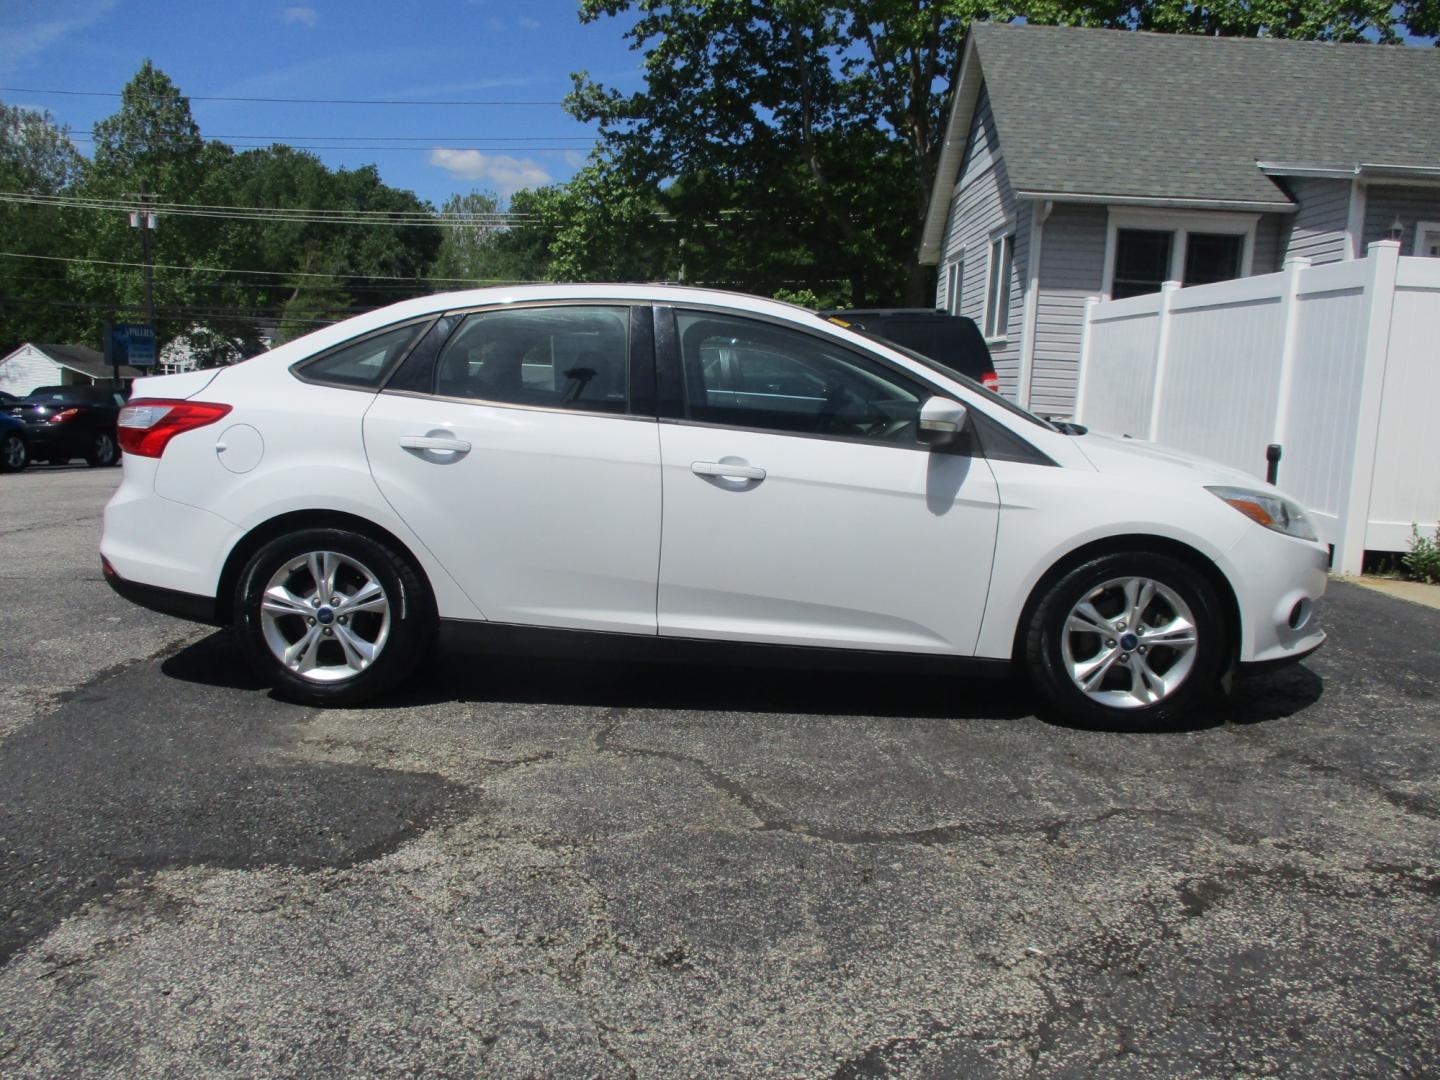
left=1104, top=210, right=1257, bottom=300
left=1112, top=229, right=1173, bottom=300
left=944, top=257, right=964, bottom=315
left=1417, top=222, right=1440, bottom=259
left=984, top=233, right=1013, bottom=338
left=1184, top=233, right=1245, bottom=285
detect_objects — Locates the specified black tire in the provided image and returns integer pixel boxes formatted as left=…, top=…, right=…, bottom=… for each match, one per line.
left=0, top=432, right=28, bottom=473
left=85, top=431, right=119, bottom=467
left=1024, top=551, right=1226, bottom=730
left=234, top=527, right=435, bottom=706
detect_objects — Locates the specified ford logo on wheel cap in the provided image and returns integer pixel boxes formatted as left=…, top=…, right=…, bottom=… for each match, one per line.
left=316, top=607, right=335, bottom=625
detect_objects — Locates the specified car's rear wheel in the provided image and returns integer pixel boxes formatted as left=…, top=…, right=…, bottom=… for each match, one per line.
left=234, top=527, right=434, bottom=706
left=0, top=432, right=28, bottom=473
left=86, top=431, right=118, bottom=467
left=1024, top=551, right=1225, bottom=729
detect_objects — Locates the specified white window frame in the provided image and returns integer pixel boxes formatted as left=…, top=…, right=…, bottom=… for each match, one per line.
left=1101, top=208, right=1258, bottom=300
left=1416, top=221, right=1440, bottom=258
left=943, top=251, right=965, bottom=315
left=983, top=227, right=1014, bottom=341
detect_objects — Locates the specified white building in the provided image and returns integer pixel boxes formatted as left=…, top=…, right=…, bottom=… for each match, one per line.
left=0, top=343, right=143, bottom=396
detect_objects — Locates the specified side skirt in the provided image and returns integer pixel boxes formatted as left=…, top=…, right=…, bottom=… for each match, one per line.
left=437, top=619, right=1013, bottom=679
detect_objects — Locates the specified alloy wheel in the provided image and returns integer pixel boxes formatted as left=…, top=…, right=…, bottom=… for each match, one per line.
left=1060, top=576, right=1199, bottom=709
left=2, top=434, right=25, bottom=470
left=258, top=550, right=392, bottom=683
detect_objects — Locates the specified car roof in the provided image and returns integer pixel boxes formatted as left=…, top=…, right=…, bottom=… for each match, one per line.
left=823, top=308, right=951, bottom=319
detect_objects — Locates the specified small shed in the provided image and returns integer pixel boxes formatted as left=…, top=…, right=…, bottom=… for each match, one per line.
left=0, top=343, right=143, bottom=396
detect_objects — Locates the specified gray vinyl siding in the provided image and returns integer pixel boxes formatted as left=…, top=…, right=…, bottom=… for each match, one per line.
left=939, top=84, right=1027, bottom=399
left=1282, top=177, right=1352, bottom=264
left=1252, top=212, right=1286, bottom=274
left=1029, top=205, right=1107, bottom=417
left=1362, top=185, right=1440, bottom=256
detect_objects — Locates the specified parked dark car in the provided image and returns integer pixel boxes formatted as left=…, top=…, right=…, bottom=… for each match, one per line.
left=6, top=385, right=125, bottom=467
left=821, top=309, right=999, bottom=393
left=0, top=390, right=19, bottom=406
left=0, top=412, right=29, bottom=472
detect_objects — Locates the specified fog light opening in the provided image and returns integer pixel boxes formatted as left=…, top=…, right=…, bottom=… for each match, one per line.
left=1288, top=598, right=1312, bottom=631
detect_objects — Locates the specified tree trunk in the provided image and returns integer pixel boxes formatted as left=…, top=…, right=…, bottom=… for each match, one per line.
left=904, top=260, right=933, bottom=308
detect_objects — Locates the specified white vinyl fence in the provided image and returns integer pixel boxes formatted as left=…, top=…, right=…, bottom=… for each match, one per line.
left=1075, top=241, right=1440, bottom=574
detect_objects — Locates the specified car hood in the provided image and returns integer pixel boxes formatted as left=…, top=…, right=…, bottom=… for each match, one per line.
left=1071, top=431, right=1270, bottom=491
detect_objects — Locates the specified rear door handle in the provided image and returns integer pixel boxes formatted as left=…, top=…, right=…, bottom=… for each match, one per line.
left=400, top=434, right=472, bottom=455
left=691, top=460, right=766, bottom=481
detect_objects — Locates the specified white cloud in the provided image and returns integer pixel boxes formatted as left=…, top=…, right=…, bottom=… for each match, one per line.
left=282, top=6, right=318, bottom=27
left=429, top=149, right=552, bottom=196
left=518, top=16, right=541, bottom=30
left=0, top=0, right=117, bottom=78
left=562, top=149, right=587, bottom=169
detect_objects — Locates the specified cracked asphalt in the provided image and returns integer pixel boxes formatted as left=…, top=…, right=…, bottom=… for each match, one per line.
left=1, top=468, right=1437, bottom=1077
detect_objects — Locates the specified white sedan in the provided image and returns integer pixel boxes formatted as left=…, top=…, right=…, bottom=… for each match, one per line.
left=101, top=285, right=1327, bottom=728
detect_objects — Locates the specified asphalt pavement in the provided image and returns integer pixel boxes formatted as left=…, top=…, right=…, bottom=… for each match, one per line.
left=0, top=468, right=1436, bottom=1077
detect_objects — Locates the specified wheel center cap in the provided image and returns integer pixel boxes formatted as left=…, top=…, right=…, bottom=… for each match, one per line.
left=316, top=607, right=335, bottom=625
left=1120, top=632, right=1139, bottom=651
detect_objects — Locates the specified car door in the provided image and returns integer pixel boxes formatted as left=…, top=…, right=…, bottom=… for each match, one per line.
left=655, top=307, right=1001, bottom=654
left=363, top=303, right=662, bottom=634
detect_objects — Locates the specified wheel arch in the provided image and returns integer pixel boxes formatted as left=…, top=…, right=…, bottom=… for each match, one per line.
left=1010, top=533, right=1241, bottom=669
left=215, top=509, right=434, bottom=626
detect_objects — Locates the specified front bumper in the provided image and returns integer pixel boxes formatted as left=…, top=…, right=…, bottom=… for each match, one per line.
left=1225, top=524, right=1329, bottom=665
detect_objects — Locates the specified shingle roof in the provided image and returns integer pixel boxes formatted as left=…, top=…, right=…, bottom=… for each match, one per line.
left=31, top=344, right=142, bottom=380
left=972, top=22, right=1440, bottom=205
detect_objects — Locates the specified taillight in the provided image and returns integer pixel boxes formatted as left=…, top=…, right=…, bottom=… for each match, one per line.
left=982, top=372, right=1000, bottom=393
left=48, top=408, right=80, bottom=424
left=117, top=398, right=232, bottom=458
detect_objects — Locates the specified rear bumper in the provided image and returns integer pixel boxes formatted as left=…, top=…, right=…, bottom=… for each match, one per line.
left=102, top=557, right=220, bottom=625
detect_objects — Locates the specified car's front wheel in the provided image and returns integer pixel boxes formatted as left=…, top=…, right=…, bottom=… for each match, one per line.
left=1024, top=551, right=1226, bottom=729
left=234, top=528, right=434, bottom=706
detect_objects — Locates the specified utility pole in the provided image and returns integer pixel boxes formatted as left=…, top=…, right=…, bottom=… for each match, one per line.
left=128, top=185, right=156, bottom=327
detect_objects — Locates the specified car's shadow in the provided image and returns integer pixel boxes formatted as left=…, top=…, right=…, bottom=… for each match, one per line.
left=160, top=630, right=1324, bottom=730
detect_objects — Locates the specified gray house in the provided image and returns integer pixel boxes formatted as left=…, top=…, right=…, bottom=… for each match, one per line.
left=919, top=23, right=1440, bottom=417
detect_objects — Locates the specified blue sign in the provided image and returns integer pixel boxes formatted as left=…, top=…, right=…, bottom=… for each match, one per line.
left=108, top=323, right=157, bottom=368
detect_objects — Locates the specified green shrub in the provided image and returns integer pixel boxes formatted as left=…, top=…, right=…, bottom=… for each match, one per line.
left=1402, top=524, right=1440, bottom=584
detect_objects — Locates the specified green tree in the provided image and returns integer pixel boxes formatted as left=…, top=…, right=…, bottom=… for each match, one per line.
left=0, top=103, right=86, bottom=346
left=567, top=0, right=1437, bottom=306
left=430, top=190, right=507, bottom=283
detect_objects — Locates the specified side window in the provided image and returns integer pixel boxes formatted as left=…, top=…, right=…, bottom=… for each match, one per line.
left=675, top=311, right=927, bottom=444
left=433, top=306, right=629, bottom=414
left=295, top=322, right=428, bottom=389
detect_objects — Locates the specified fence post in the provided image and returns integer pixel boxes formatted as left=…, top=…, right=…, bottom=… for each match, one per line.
left=1334, top=240, right=1401, bottom=576
left=1268, top=256, right=1311, bottom=465
left=1146, top=280, right=1181, bottom=441
left=1072, top=295, right=1100, bottom=422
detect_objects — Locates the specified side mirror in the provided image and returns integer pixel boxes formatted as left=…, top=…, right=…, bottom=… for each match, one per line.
left=918, top=396, right=968, bottom=447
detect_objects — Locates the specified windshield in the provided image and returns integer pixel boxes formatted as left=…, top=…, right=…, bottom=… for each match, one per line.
left=827, top=320, right=1058, bottom=432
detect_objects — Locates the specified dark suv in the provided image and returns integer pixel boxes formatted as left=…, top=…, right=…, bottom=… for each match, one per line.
left=822, top=309, right=999, bottom=393
left=6, top=384, right=125, bottom=467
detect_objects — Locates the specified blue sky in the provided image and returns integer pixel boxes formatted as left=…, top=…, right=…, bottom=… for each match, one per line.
left=0, top=0, right=646, bottom=206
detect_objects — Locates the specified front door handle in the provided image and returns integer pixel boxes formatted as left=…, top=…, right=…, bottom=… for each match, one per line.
left=691, top=460, right=766, bottom=481
left=400, top=434, right=472, bottom=456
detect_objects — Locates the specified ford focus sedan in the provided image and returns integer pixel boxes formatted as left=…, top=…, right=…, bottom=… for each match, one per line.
left=100, top=285, right=1327, bottom=728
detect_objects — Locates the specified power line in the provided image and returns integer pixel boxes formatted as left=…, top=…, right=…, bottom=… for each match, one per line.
left=0, top=192, right=538, bottom=228
left=74, top=131, right=592, bottom=142
left=68, top=137, right=590, bottom=153
left=0, top=250, right=527, bottom=285
left=0, top=295, right=341, bottom=325
left=0, top=86, right=566, bottom=106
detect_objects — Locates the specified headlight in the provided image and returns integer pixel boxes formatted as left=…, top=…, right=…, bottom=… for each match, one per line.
left=1207, top=486, right=1318, bottom=541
